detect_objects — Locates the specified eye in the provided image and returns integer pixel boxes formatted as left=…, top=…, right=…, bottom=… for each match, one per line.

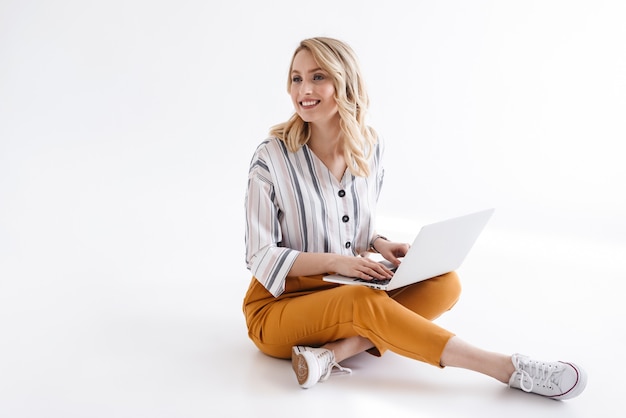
left=291, top=75, right=302, bottom=83
left=313, top=73, right=325, bottom=81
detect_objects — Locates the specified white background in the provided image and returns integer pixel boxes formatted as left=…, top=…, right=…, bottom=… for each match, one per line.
left=2, top=0, right=624, bottom=250
left=1, top=1, right=625, bottom=417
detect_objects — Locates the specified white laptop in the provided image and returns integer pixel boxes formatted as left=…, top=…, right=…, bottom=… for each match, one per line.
left=323, top=208, right=495, bottom=291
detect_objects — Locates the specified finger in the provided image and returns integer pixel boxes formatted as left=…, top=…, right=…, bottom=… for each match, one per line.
left=380, top=264, right=395, bottom=275
left=365, top=264, right=393, bottom=279
left=386, top=257, right=401, bottom=267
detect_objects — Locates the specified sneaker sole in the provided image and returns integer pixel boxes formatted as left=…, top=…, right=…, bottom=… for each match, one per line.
left=291, top=347, right=318, bottom=389
left=291, top=350, right=309, bottom=386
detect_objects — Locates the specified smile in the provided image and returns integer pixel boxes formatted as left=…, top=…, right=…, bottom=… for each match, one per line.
left=300, top=100, right=320, bottom=108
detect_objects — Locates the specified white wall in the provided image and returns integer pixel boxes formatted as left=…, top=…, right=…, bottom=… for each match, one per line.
left=1, top=0, right=624, bottom=279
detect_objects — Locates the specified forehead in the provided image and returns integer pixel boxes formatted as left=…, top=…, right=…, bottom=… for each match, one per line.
left=291, top=49, right=321, bottom=72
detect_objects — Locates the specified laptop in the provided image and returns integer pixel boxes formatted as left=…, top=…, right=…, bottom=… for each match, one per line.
left=323, top=208, right=495, bottom=291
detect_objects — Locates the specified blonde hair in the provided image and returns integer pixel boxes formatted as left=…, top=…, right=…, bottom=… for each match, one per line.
left=269, top=37, right=378, bottom=177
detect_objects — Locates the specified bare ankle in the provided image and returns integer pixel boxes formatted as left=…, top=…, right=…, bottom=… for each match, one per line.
left=499, top=355, right=515, bottom=384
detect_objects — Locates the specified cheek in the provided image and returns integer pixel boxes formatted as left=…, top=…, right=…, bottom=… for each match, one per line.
left=290, top=87, right=299, bottom=104
left=322, top=84, right=337, bottom=102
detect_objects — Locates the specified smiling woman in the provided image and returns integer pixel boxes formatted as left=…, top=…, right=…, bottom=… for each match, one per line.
left=242, top=36, right=588, bottom=399
left=272, top=37, right=378, bottom=180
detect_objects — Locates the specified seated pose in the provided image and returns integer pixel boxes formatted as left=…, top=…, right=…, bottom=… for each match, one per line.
left=242, top=36, right=587, bottom=399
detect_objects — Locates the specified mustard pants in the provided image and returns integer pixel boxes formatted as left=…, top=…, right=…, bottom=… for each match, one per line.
left=242, top=272, right=461, bottom=367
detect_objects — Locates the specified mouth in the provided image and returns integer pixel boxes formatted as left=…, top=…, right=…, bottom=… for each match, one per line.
left=300, top=100, right=320, bottom=109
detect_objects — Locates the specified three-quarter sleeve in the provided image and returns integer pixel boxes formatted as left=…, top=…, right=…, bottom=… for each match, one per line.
left=245, top=152, right=299, bottom=297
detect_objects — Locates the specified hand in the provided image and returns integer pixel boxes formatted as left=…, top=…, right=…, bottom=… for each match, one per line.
left=374, top=240, right=410, bottom=266
left=331, top=255, right=394, bottom=281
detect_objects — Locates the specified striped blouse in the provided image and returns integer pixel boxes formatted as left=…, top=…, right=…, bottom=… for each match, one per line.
left=245, top=136, right=385, bottom=297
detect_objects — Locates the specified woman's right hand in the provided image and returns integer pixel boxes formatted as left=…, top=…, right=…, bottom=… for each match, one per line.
left=329, top=254, right=394, bottom=281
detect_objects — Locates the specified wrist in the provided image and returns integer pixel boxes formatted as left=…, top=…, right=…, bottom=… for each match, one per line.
left=327, top=253, right=344, bottom=273
left=370, top=234, right=389, bottom=253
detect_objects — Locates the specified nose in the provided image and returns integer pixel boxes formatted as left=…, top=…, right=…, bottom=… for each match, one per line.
left=299, top=79, right=313, bottom=95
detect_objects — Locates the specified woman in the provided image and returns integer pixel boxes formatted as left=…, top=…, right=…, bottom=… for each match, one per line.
left=243, top=36, right=587, bottom=399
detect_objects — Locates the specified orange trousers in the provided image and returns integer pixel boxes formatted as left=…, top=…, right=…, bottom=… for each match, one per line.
left=242, top=272, right=461, bottom=367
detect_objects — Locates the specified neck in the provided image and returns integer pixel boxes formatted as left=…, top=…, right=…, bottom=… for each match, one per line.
left=307, top=121, right=347, bottom=182
left=308, top=120, right=343, bottom=158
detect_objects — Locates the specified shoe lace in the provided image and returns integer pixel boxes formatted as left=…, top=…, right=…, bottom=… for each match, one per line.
left=514, top=357, right=561, bottom=393
left=317, top=350, right=352, bottom=382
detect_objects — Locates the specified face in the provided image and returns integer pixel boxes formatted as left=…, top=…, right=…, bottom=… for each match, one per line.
left=290, top=49, right=338, bottom=126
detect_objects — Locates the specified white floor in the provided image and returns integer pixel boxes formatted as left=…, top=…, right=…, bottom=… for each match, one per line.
left=1, top=211, right=623, bottom=418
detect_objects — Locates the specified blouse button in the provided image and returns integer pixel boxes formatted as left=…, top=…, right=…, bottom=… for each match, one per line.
left=338, top=190, right=346, bottom=197
left=345, top=241, right=351, bottom=249
left=342, top=215, right=349, bottom=223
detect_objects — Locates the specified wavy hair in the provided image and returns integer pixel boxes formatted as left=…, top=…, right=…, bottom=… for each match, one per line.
left=269, top=37, right=378, bottom=177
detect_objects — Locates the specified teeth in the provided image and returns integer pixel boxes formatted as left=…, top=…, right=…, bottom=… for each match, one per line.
left=301, top=100, right=318, bottom=107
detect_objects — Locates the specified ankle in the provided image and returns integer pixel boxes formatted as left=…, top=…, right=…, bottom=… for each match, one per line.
left=499, top=355, right=515, bottom=384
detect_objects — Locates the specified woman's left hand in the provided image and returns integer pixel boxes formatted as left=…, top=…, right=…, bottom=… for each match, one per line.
left=375, top=240, right=410, bottom=266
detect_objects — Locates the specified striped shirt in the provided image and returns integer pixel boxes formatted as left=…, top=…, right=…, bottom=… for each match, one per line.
left=245, top=136, right=385, bottom=297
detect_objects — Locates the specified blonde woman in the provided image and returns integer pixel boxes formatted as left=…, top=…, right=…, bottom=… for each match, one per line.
left=243, top=37, right=586, bottom=399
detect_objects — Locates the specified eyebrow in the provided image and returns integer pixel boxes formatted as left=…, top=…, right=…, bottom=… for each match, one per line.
left=291, top=67, right=324, bottom=74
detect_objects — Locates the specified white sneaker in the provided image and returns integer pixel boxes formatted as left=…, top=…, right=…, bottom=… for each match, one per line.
left=291, top=346, right=352, bottom=389
left=509, top=353, right=587, bottom=400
